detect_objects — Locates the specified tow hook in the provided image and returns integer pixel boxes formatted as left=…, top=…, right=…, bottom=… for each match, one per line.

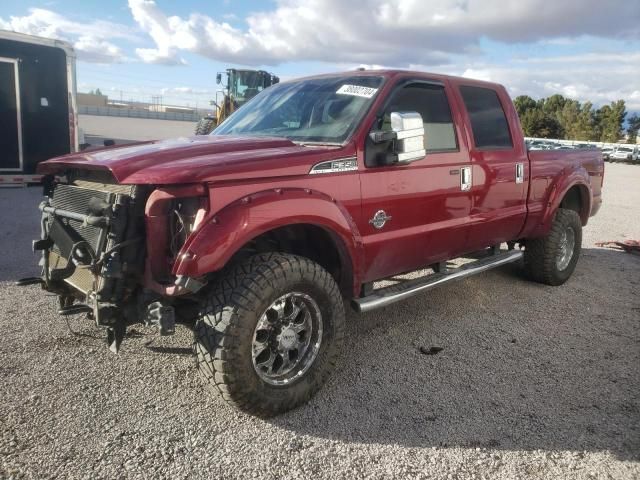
left=144, top=301, right=176, bottom=336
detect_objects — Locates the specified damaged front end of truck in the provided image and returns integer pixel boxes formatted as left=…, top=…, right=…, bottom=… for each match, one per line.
left=18, top=170, right=207, bottom=352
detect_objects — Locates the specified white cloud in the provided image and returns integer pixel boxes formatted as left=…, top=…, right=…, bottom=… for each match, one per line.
left=126, top=0, right=639, bottom=66
left=3, top=2, right=639, bottom=110
left=73, top=36, right=126, bottom=63
left=160, top=86, right=214, bottom=95
left=0, top=8, right=134, bottom=63
left=421, top=52, right=640, bottom=110
left=124, top=0, right=640, bottom=109
left=460, top=69, right=493, bottom=82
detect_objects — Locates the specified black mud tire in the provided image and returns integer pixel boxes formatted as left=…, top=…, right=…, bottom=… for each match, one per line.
left=523, top=208, right=582, bottom=286
left=193, top=253, right=345, bottom=417
left=195, top=117, right=217, bottom=135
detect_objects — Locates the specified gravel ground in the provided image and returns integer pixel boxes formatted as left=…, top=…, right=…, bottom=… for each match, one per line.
left=1, top=163, right=639, bottom=479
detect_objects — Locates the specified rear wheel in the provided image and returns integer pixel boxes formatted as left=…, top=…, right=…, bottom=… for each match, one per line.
left=524, top=208, right=582, bottom=286
left=193, top=253, right=345, bottom=416
left=195, top=117, right=217, bottom=135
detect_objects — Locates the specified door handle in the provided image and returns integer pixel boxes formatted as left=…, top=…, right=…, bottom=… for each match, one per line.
left=515, top=162, right=524, bottom=184
left=460, top=166, right=472, bottom=191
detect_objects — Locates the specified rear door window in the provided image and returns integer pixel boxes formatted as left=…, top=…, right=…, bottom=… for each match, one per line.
left=459, top=86, right=513, bottom=149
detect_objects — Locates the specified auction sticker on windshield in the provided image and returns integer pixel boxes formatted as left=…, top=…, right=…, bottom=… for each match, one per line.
left=336, top=85, right=378, bottom=98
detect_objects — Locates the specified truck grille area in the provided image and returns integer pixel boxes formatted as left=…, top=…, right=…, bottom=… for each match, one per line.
left=42, top=178, right=146, bottom=297
left=49, top=184, right=114, bottom=257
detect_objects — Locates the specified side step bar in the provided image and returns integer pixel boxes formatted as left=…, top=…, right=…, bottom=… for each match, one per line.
left=352, top=250, right=523, bottom=313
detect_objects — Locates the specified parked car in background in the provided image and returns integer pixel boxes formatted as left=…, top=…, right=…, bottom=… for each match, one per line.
left=528, top=140, right=557, bottom=150
left=600, top=146, right=616, bottom=161
left=610, top=146, right=638, bottom=162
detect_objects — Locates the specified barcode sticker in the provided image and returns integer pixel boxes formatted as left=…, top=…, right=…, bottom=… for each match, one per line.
left=336, top=85, right=378, bottom=98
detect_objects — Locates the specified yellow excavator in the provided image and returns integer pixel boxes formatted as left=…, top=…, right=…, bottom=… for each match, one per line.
left=195, top=68, right=280, bottom=135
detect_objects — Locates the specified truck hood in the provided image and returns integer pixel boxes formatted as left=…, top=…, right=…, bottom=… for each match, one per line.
left=38, top=135, right=346, bottom=184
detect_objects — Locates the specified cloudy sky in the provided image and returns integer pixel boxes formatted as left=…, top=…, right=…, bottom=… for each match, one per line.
left=1, top=0, right=639, bottom=111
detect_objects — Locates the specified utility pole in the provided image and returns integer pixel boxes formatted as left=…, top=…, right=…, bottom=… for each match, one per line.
left=151, top=95, right=162, bottom=112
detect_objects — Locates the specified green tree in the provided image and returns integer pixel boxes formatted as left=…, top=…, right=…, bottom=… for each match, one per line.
left=541, top=94, right=567, bottom=119
left=627, top=114, right=640, bottom=144
left=546, top=94, right=566, bottom=109
left=514, top=93, right=628, bottom=141
left=514, top=95, right=537, bottom=118
left=596, top=100, right=627, bottom=142
left=610, top=100, right=627, bottom=141
left=573, top=102, right=595, bottom=141
left=593, top=105, right=609, bottom=141
left=558, top=100, right=580, bottom=140
left=520, top=107, right=563, bottom=138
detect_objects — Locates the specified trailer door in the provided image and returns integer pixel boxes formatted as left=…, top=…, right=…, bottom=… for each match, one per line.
left=0, top=57, right=22, bottom=171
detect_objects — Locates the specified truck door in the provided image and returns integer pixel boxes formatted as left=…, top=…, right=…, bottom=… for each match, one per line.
left=0, top=58, right=22, bottom=171
left=359, top=79, right=472, bottom=282
left=455, top=84, right=528, bottom=251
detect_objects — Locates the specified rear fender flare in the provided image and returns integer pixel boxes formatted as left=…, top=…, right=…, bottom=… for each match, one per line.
left=172, top=188, right=364, bottom=293
left=542, top=170, right=592, bottom=231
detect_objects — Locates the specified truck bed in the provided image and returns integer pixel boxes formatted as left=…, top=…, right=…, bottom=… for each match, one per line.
left=525, top=148, right=604, bottom=236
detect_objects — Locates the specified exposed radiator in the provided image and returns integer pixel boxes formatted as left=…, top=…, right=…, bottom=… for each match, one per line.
left=49, top=184, right=114, bottom=256
left=46, top=181, right=136, bottom=294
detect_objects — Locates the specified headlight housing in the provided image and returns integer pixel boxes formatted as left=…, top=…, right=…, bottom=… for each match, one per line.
left=169, top=197, right=207, bottom=259
left=145, top=184, right=208, bottom=281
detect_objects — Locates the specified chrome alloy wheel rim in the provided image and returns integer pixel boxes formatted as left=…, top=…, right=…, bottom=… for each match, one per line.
left=556, top=226, right=576, bottom=271
left=251, top=292, right=323, bottom=386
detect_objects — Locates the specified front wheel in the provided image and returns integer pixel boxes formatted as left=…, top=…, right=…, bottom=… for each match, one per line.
left=193, top=253, right=345, bottom=416
left=195, top=117, right=217, bottom=135
left=524, top=208, right=582, bottom=286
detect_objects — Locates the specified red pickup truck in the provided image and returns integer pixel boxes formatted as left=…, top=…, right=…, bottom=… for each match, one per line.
left=24, top=70, right=603, bottom=416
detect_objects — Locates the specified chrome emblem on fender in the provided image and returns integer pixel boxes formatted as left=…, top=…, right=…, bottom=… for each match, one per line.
left=309, top=157, right=358, bottom=174
left=369, top=210, right=392, bottom=229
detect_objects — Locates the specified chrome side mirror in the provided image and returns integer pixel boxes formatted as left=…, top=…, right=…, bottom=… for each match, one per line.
left=390, top=112, right=425, bottom=163
left=368, top=111, right=426, bottom=165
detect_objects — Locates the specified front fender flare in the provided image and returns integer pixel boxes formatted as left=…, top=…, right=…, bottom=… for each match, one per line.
left=172, top=188, right=364, bottom=292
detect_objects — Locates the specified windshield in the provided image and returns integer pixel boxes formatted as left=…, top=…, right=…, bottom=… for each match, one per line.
left=618, top=147, right=632, bottom=152
left=231, top=71, right=270, bottom=103
left=213, top=75, right=384, bottom=144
